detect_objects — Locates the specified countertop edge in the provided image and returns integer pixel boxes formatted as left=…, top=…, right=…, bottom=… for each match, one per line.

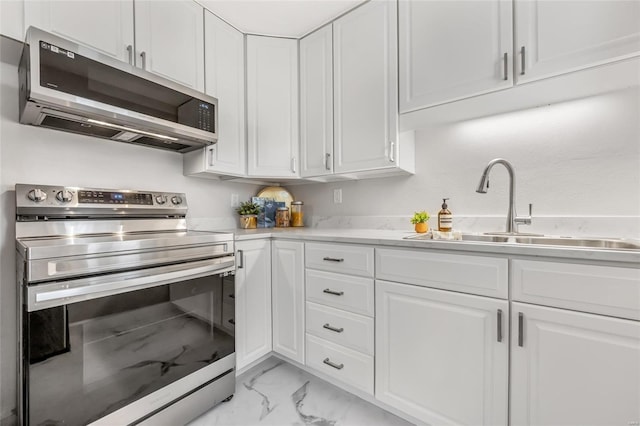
left=229, top=229, right=640, bottom=265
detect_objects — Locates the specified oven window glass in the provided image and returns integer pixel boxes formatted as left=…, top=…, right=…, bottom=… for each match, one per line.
left=38, top=41, right=215, bottom=133
left=25, top=275, right=234, bottom=425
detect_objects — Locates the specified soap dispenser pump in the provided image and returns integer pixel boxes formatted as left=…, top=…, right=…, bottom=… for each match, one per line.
left=438, top=198, right=453, bottom=232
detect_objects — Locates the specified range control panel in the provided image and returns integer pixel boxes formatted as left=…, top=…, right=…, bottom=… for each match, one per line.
left=77, top=190, right=154, bottom=205
left=16, top=184, right=188, bottom=218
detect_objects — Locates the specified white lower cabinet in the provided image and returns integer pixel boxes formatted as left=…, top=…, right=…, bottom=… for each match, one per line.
left=271, top=240, right=305, bottom=363
left=376, top=279, right=508, bottom=426
left=234, top=239, right=272, bottom=370
left=511, top=302, right=640, bottom=426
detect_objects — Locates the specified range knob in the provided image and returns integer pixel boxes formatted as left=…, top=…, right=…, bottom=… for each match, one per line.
left=56, top=190, right=73, bottom=203
left=27, top=189, right=47, bottom=202
left=171, top=196, right=183, bottom=205
left=155, top=195, right=167, bottom=205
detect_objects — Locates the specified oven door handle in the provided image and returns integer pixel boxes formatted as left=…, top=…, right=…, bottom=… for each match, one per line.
left=27, top=256, right=235, bottom=312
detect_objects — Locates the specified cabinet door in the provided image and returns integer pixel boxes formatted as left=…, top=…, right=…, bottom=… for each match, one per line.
left=202, top=11, right=246, bottom=176
left=24, top=0, right=134, bottom=63
left=235, top=239, right=272, bottom=370
left=376, top=280, right=508, bottom=426
left=271, top=240, right=305, bottom=363
left=246, top=36, right=299, bottom=177
left=511, top=302, right=640, bottom=426
left=515, top=0, right=640, bottom=84
left=300, top=25, right=333, bottom=177
left=333, top=0, right=397, bottom=173
left=134, top=0, right=204, bottom=91
left=399, top=0, right=513, bottom=112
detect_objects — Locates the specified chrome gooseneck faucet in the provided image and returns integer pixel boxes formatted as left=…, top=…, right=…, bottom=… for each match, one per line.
left=476, top=158, right=532, bottom=234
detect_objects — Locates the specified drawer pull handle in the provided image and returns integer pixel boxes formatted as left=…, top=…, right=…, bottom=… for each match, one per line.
left=323, top=289, right=344, bottom=296
left=323, top=323, right=344, bottom=333
left=323, top=358, right=344, bottom=370
left=497, top=309, right=503, bottom=342
left=518, top=312, right=524, bottom=347
left=323, top=257, right=344, bottom=262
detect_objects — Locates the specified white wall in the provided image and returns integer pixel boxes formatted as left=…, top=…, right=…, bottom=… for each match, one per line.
left=292, top=87, right=640, bottom=237
left=0, top=37, right=259, bottom=421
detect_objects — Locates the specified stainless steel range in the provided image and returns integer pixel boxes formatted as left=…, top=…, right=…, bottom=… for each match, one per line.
left=16, top=184, right=236, bottom=426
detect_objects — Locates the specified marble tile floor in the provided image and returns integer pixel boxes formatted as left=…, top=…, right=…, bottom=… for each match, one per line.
left=189, top=357, right=414, bottom=426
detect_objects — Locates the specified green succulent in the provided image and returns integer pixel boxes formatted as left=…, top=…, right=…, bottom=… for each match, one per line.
left=410, top=210, right=430, bottom=224
left=236, top=201, right=260, bottom=216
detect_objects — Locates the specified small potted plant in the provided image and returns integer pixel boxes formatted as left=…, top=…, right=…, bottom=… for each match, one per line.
left=410, top=210, right=430, bottom=233
left=236, top=201, right=260, bottom=229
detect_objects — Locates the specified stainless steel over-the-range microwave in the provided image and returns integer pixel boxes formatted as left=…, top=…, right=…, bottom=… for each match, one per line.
left=19, top=27, right=218, bottom=153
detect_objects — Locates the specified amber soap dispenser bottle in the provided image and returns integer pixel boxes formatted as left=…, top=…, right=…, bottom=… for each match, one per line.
left=438, top=198, right=453, bottom=232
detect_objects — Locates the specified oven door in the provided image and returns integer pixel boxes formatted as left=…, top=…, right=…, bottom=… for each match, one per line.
left=21, top=259, right=236, bottom=425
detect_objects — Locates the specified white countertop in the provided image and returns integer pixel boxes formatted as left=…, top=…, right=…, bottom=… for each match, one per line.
left=226, top=228, right=640, bottom=265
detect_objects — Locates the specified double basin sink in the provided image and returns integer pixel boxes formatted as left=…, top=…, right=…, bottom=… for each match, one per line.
left=406, top=233, right=640, bottom=251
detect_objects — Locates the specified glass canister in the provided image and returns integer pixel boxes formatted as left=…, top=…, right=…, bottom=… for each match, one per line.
left=291, top=201, right=304, bottom=227
left=275, top=207, right=290, bottom=228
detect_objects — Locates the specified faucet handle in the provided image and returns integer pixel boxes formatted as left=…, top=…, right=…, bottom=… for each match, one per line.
left=516, top=203, right=533, bottom=225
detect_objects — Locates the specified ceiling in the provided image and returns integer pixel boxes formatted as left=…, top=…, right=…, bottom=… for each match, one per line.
left=197, top=0, right=366, bottom=38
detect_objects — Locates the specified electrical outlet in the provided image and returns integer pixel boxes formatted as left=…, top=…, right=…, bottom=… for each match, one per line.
left=333, top=188, right=342, bottom=204
left=231, top=193, right=239, bottom=207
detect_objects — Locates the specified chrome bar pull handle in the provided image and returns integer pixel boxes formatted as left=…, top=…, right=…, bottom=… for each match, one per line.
left=323, top=358, right=344, bottom=370
left=497, top=309, right=503, bottom=342
left=518, top=312, right=524, bottom=347
left=325, top=153, right=331, bottom=171
left=323, top=289, right=344, bottom=296
left=140, top=51, right=147, bottom=69
left=291, top=157, right=297, bottom=174
left=323, top=257, right=344, bottom=262
left=389, top=141, right=396, bottom=162
left=520, top=46, right=526, bottom=75
left=237, top=250, right=244, bottom=269
left=126, top=45, right=133, bottom=65
left=503, top=52, right=508, bottom=81
left=323, top=323, right=344, bottom=333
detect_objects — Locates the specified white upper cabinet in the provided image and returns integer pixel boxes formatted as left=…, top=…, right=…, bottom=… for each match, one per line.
left=511, top=302, right=640, bottom=426
left=399, top=0, right=513, bottom=112
left=134, top=0, right=205, bottom=91
left=515, top=0, right=640, bottom=83
left=515, top=0, right=640, bottom=84
left=246, top=36, right=299, bottom=178
left=300, top=25, right=334, bottom=178
left=24, top=0, right=135, bottom=63
left=184, top=11, right=246, bottom=178
left=333, top=0, right=402, bottom=174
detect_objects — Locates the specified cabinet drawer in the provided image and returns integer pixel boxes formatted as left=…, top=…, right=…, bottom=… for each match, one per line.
left=376, top=248, right=508, bottom=299
left=306, top=334, right=374, bottom=394
left=306, top=269, right=374, bottom=316
left=306, top=302, right=374, bottom=355
left=512, top=260, right=640, bottom=320
left=306, top=242, right=374, bottom=277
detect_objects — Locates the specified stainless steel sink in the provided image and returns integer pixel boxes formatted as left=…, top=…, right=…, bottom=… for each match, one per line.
left=514, top=236, right=640, bottom=250
left=459, top=234, right=510, bottom=243
left=403, top=232, right=640, bottom=251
